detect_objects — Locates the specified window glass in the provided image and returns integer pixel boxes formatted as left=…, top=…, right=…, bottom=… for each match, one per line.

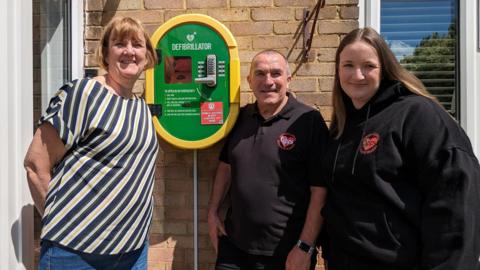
left=381, top=0, right=458, bottom=118
left=32, top=1, right=72, bottom=266
left=33, top=0, right=71, bottom=120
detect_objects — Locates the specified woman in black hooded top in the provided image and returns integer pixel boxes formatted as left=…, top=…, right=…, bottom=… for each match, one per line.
left=320, top=27, right=480, bottom=270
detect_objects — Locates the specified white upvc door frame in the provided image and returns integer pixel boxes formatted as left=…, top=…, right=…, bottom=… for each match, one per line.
left=359, top=0, right=480, bottom=157
left=0, top=0, right=84, bottom=269
left=0, top=0, right=34, bottom=269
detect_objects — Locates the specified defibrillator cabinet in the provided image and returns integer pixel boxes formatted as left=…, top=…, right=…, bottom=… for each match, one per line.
left=146, top=14, right=240, bottom=149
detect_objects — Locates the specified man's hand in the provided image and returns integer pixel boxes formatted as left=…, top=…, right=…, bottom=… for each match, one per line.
left=207, top=211, right=227, bottom=254
left=207, top=162, right=231, bottom=254
left=286, top=186, right=327, bottom=270
left=285, top=246, right=312, bottom=270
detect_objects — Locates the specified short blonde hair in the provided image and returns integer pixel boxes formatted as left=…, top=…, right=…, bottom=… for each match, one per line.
left=96, top=17, right=157, bottom=71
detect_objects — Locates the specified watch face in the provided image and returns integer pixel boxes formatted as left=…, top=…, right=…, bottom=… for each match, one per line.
left=297, top=240, right=314, bottom=254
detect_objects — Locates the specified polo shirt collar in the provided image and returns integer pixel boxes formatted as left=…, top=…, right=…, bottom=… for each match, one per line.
left=249, top=92, right=297, bottom=120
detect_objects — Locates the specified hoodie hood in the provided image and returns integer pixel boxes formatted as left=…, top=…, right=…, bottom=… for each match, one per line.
left=343, top=80, right=412, bottom=123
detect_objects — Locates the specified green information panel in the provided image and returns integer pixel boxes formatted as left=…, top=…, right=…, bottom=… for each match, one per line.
left=155, top=24, right=229, bottom=141
left=146, top=14, right=240, bottom=149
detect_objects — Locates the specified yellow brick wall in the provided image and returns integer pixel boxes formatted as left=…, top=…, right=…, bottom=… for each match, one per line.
left=33, top=0, right=359, bottom=269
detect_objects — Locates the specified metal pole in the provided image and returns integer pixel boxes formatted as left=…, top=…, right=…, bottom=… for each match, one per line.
left=193, top=149, right=198, bottom=270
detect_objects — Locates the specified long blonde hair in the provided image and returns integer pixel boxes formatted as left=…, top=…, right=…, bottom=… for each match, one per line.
left=331, top=27, right=435, bottom=138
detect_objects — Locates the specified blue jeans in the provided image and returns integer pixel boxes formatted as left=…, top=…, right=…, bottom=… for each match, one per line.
left=38, top=240, right=148, bottom=270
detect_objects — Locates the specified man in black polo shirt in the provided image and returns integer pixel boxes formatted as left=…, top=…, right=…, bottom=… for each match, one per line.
left=208, top=50, right=329, bottom=270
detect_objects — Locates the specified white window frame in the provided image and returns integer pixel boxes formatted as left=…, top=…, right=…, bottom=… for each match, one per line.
left=71, top=0, right=84, bottom=80
left=359, top=0, right=480, bottom=156
left=459, top=0, right=480, bottom=156
left=359, top=0, right=380, bottom=31
left=41, top=0, right=84, bottom=111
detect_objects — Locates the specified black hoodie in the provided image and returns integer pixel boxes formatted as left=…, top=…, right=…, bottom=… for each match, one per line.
left=321, top=81, right=480, bottom=269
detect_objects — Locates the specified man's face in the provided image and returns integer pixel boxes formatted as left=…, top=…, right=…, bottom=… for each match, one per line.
left=247, top=53, right=291, bottom=109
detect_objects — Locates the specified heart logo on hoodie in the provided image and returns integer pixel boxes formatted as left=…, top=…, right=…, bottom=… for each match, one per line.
left=360, top=133, right=380, bottom=154
left=277, top=133, right=296, bottom=150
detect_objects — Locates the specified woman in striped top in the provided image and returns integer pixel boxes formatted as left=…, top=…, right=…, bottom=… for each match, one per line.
left=24, top=17, right=159, bottom=269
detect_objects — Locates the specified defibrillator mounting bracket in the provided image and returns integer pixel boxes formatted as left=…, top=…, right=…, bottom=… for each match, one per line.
left=155, top=49, right=162, bottom=63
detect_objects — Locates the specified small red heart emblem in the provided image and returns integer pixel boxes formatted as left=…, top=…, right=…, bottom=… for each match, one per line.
left=277, top=133, right=296, bottom=150
left=360, top=133, right=379, bottom=154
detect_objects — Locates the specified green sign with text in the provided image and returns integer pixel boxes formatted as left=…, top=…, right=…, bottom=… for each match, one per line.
left=146, top=14, right=240, bottom=149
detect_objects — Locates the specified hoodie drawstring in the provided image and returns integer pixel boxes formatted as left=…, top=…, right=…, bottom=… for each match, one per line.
left=351, top=104, right=371, bottom=175
left=331, top=104, right=372, bottom=183
left=331, top=138, right=342, bottom=183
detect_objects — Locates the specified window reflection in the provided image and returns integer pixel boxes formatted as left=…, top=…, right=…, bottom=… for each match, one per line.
left=33, top=0, right=70, bottom=120
left=164, top=56, right=192, bottom=84
left=381, top=0, right=458, bottom=118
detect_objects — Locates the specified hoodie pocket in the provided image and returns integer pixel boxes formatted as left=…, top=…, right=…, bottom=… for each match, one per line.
left=350, top=203, right=401, bottom=250
left=381, top=210, right=402, bottom=248
left=343, top=201, right=402, bottom=251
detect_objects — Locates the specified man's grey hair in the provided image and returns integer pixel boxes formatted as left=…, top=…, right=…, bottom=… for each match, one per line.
left=249, top=49, right=291, bottom=76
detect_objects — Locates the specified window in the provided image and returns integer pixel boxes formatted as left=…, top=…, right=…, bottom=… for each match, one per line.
left=33, top=0, right=71, bottom=111
left=32, top=1, right=83, bottom=267
left=33, top=0, right=83, bottom=121
left=380, top=0, right=459, bottom=118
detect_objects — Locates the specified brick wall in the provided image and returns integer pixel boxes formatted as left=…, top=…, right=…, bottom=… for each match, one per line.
left=33, top=0, right=359, bottom=269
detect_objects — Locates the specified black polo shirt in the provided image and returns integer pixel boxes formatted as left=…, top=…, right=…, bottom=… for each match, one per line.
left=219, top=94, right=329, bottom=257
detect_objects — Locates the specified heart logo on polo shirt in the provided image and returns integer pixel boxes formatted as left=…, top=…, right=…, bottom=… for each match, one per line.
left=360, top=133, right=380, bottom=154
left=277, top=133, right=296, bottom=150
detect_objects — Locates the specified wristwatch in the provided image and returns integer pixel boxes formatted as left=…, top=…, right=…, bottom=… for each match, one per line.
left=296, top=240, right=315, bottom=255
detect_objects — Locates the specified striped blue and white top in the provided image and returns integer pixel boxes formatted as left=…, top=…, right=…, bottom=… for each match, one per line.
left=39, top=78, right=159, bottom=254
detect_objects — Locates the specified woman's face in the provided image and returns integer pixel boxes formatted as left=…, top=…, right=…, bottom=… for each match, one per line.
left=338, top=40, right=382, bottom=109
left=106, top=34, right=147, bottom=83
